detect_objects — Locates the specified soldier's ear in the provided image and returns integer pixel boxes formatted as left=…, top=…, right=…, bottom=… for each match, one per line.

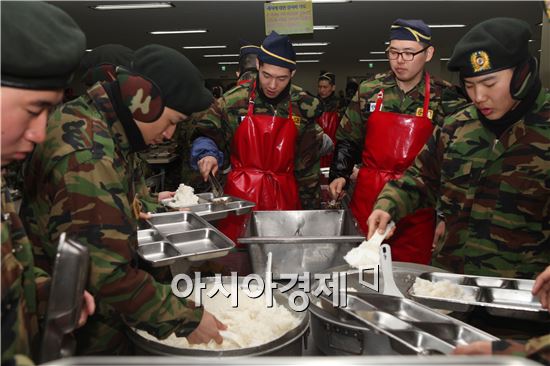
left=114, top=66, right=164, bottom=122
left=82, top=63, right=118, bottom=86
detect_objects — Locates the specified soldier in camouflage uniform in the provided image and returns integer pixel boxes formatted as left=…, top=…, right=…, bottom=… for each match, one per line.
left=20, top=45, right=226, bottom=355
left=330, top=19, right=467, bottom=264
left=369, top=18, right=550, bottom=279
left=1, top=3, right=94, bottom=364
left=236, top=40, right=260, bottom=85
left=316, top=71, right=343, bottom=168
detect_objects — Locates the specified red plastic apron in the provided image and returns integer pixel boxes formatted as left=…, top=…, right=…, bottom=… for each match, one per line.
left=217, top=83, right=301, bottom=246
left=317, top=110, right=340, bottom=168
left=350, top=73, right=435, bottom=264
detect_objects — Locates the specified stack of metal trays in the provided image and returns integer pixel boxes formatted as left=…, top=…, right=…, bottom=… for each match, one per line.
left=162, top=193, right=255, bottom=221
left=313, top=292, right=497, bottom=355
left=308, top=263, right=497, bottom=356
left=137, top=212, right=234, bottom=267
left=409, top=272, right=549, bottom=321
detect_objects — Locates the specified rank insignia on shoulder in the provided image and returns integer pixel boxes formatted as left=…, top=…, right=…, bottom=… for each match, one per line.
left=292, top=115, right=301, bottom=127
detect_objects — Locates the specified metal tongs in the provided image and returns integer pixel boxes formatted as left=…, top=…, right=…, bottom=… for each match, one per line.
left=209, top=171, right=224, bottom=198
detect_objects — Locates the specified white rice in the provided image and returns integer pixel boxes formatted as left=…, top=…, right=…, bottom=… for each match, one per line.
left=170, top=183, right=199, bottom=207
left=412, top=278, right=476, bottom=302
left=137, top=285, right=301, bottom=350
left=344, top=240, right=380, bottom=268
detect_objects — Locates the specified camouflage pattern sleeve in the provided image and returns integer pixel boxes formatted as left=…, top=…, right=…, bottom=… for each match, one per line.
left=294, top=91, right=323, bottom=209
left=374, top=123, right=446, bottom=220
left=134, top=156, right=161, bottom=214
left=27, top=151, right=203, bottom=339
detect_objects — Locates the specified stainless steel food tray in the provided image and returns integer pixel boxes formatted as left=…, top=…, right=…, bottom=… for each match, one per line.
left=138, top=212, right=234, bottom=267
left=312, top=292, right=496, bottom=355
left=408, top=272, right=549, bottom=321
left=162, top=193, right=255, bottom=221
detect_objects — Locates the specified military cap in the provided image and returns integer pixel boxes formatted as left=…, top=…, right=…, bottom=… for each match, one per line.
left=1, top=2, right=86, bottom=90
left=132, top=44, right=213, bottom=116
left=258, top=31, right=296, bottom=70
left=448, top=18, right=531, bottom=77
left=319, top=70, right=336, bottom=84
left=80, top=44, right=134, bottom=86
left=390, top=19, right=432, bottom=45
left=239, top=39, right=260, bottom=56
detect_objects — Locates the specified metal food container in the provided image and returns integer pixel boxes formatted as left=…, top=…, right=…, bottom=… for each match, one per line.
left=162, top=193, right=255, bottom=221
left=127, top=276, right=309, bottom=357
left=40, top=233, right=90, bottom=363
left=308, top=263, right=497, bottom=356
left=237, top=210, right=365, bottom=278
left=409, top=272, right=549, bottom=321
left=138, top=212, right=235, bottom=267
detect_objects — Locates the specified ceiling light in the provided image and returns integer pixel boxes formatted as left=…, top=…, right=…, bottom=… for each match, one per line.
left=313, top=25, right=339, bottom=30
left=539, top=49, right=542, bottom=52
left=85, top=49, right=92, bottom=52
left=428, top=24, right=465, bottom=28
left=296, top=52, right=325, bottom=55
left=369, top=51, right=386, bottom=55
left=90, top=2, right=173, bottom=10
left=296, top=60, right=320, bottom=63
left=529, top=39, right=535, bottom=42
left=384, top=41, right=390, bottom=45
left=204, top=54, right=239, bottom=58
left=150, top=29, right=207, bottom=35
left=183, top=45, right=227, bottom=49
left=538, top=22, right=543, bottom=27
left=218, top=61, right=238, bottom=65
left=292, top=42, right=330, bottom=47
left=358, top=58, right=388, bottom=62
left=440, top=58, right=451, bottom=61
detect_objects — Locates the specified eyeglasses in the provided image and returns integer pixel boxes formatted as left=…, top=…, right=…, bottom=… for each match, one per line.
left=386, top=46, right=429, bottom=61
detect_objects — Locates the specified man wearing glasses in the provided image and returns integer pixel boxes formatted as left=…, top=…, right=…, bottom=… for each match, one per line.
left=329, top=19, right=466, bottom=264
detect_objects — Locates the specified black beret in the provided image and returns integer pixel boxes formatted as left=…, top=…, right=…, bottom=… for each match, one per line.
left=258, top=31, right=296, bottom=70
left=132, top=44, right=213, bottom=116
left=390, top=19, right=432, bottom=45
left=448, top=18, right=531, bottom=77
left=80, top=44, right=134, bottom=86
left=1, top=1, right=86, bottom=90
left=239, top=39, right=260, bottom=57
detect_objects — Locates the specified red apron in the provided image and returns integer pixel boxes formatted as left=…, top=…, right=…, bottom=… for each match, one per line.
left=350, top=73, right=435, bottom=264
left=217, top=83, right=301, bottom=246
left=317, top=109, right=340, bottom=168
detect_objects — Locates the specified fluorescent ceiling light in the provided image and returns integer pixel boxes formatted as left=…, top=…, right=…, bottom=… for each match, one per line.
left=296, top=52, right=324, bottom=55
left=85, top=49, right=92, bottom=52
left=312, top=0, right=351, bottom=3
left=384, top=41, right=390, bottom=45
left=91, top=2, right=173, bottom=10
left=539, top=49, right=542, bottom=52
left=359, top=59, right=388, bottom=62
left=369, top=51, right=386, bottom=55
left=218, top=61, right=238, bottom=65
left=313, top=25, right=339, bottom=30
left=428, top=24, right=465, bottom=28
left=183, top=45, right=227, bottom=49
left=296, top=60, right=320, bottom=63
left=440, top=58, right=451, bottom=61
left=150, top=29, right=207, bottom=35
left=529, top=39, right=534, bottom=42
left=292, top=42, right=330, bottom=47
left=204, top=54, right=239, bottom=58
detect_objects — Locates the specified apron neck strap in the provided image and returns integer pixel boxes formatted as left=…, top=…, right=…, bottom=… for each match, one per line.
left=248, top=81, right=293, bottom=117
left=422, top=72, right=431, bottom=116
left=375, top=72, right=431, bottom=115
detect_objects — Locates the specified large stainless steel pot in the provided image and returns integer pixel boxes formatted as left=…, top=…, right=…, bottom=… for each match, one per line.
left=128, top=276, right=309, bottom=356
left=308, top=263, right=496, bottom=356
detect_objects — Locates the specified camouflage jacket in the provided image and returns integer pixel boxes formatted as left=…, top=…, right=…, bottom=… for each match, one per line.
left=493, top=334, right=550, bottom=365
left=237, top=70, right=257, bottom=85
left=331, top=70, right=467, bottom=180
left=375, top=88, right=550, bottom=278
left=192, top=81, right=324, bottom=209
left=20, top=83, right=203, bottom=353
left=319, top=92, right=345, bottom=116
left=1, top=177, right=50, bottom=365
